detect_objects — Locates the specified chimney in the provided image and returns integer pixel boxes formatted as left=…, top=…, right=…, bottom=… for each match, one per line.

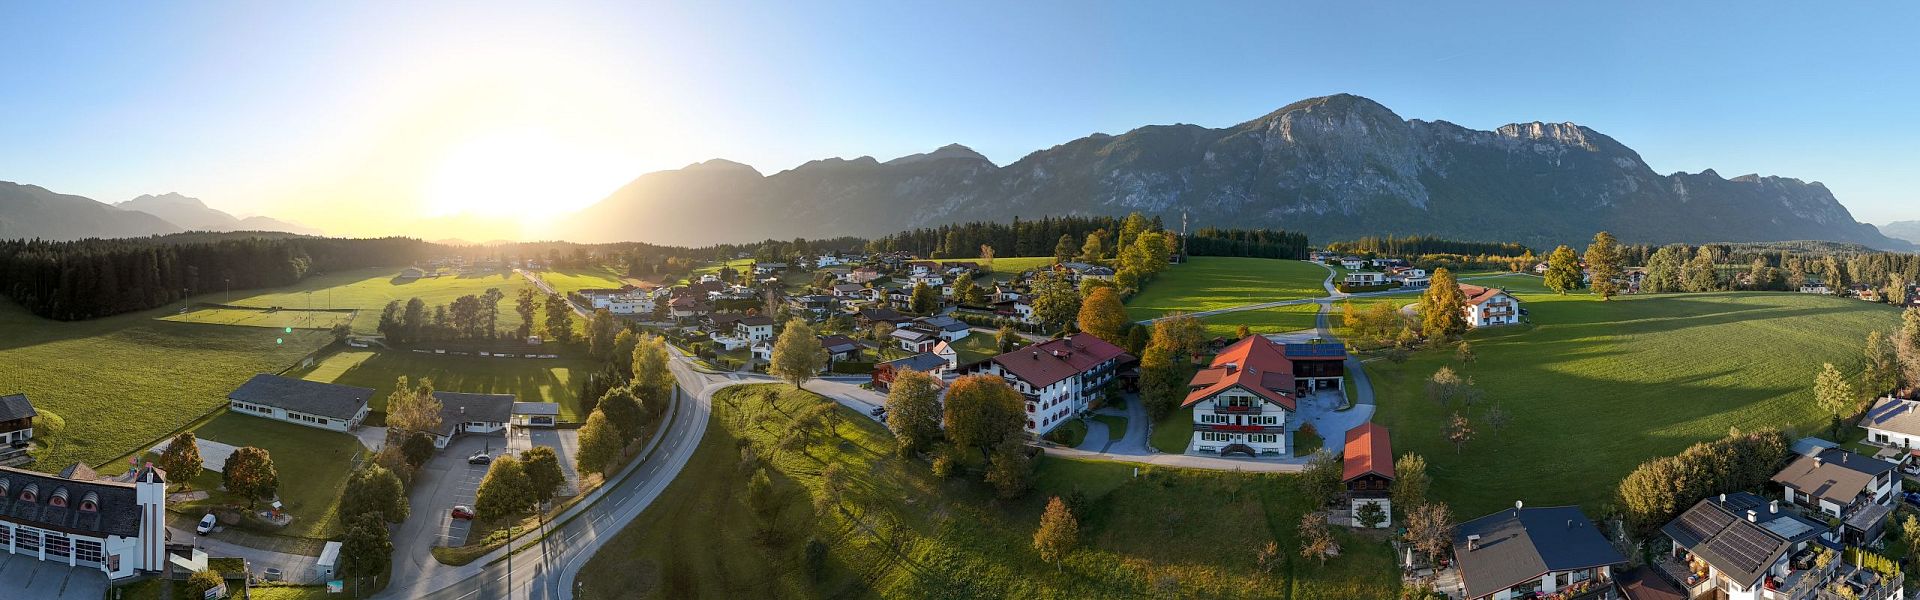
left=1719, top=493, right=1727, bottom=503
left=1815, top=456, right=1824, bottom=467
left=1769, top=500, right=1779, bottom=514
left=1467, top=534, right=1481, bottom=551
left=1747, top=510, right=1757, bottom=523
left=1514, top=500, right=1524, bottom=515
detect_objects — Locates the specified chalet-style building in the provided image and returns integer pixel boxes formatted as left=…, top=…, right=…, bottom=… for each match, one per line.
left=1771, top=448, right=1897, bottom=544
left=933, top=340, right=958, bottom=370
left=871, top=353, right=949, bottom=391
left=0, top=394, right=37, bottom=446
left=968, top=334, right=1133, bottom=435
left=1342, top=423, right=1393, bottom=528
left=1453, top=503, right=1627, bottom=600
left=227, top=374, right=373, bottom=433
left=1460, top=284, right=1521, bottom=327
left=424, top=392, right=515, bottom=448
left=0, top=462, right=169, bottom=579
left=1180, top=336, right=1346, bottom=456
left=1662, top=492, right=1833, bottom=600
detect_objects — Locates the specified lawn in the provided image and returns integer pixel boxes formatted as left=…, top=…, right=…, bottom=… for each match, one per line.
left=574, top=384, right=1397, bottom=599
left=1151, top=406, right=1194, bottom=454
left=1198, top=302, right=1324, bottom=339
left=530, top=266, right=633, bottom=295
left=217, top=266, right=535, bottom=333
left=1125, top=257, right=1330, bottom=322
left=0, top=298, right=334, bottom=470
left=948, top=331, right=1006, bottom=363
left=938, top=256, right=1058, bottom=281
left=159, top=305, right=357, bottom=331
left=162, top=412, right=365, bottom=540
left=1369, top=286, right=1902, bottom=517
left=290, top=349, right=595, bottom=423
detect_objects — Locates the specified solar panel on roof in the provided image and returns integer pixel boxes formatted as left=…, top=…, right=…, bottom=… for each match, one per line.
left=1677, top=504, right=1733, bottom=540
left=1285, top=343, right=1345, bottom=357
left=1761, top=518, right=1813, bottom=539
left=1711, top=523, right=1777, bottom=573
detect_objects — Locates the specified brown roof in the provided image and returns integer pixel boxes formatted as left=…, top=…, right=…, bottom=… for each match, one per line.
left=1770, top=448, right=1897, bottom=505
left=1616, top=566, right=1686, bottom=600
left=1459, top=284, right=1511, bottom=307
left=1183, top=336, right=1297, bottom=410
left=1342, top=423, right=1393, bottom=482
left=989, top=334, right=1132, bottom=389
left=1860, top=397, right=1920, bottom=436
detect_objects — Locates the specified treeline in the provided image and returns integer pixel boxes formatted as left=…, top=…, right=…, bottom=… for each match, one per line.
left=1185, top=228, right=1309, bottom=260
left=1325, top=236, right=1529, bottom=258
left=865, top=216, right=1157, bottom=259
left=1617, top=429, right=1790, bottom=536
left=0, top=236, right=430, bottom=320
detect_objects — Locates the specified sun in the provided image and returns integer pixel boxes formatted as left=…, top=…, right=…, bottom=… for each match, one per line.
left=420, top=128, right=632, bottom=221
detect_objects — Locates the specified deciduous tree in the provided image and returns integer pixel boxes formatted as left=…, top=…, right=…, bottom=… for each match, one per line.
left=1300, top=449, right=1343, bottom=508
left=1543, top=245, right=1582, bottom=294
left=341, top=463, right=409, bottom=524
left=543, top=293, right=574, bottom=343
left=575, top=409, right=623, bottom=475
left=340, top=512, right=393, bottom=581
left=385, top=376, right=443, bottom=444
left=1815, top=362, right=1858, bottom=437
left=1033, top=496, right=1079, bottom=570
left=985, top=435, right=1033, bottom=499
left=599, top=385, right=645, bottom=441
left=1392, top=453, right=1431, bottom=514
left=520, top=446, right=566, bottom=506
left=944, top=375, right=1027, bottom=460
left=1443, top=412, right=1474, bottom=453
left=1298, top=512, right=1338, bottom=565
left=909, top=282, right=938, bottom=314
left=1420, top=268, right=1468, bottom=339
left=1076, top=287, right=1128, bottom=343
left=1028, top=270, right=1081, bottom=332
left=770, top=320, right=826, bottom=389
left=475, top=455, right=534, bottom=521
left=1584, top=231, right=1623, bottom=300
left=885, top=369, right=942, bottom=457
left=1404, top=503, right=1455, bottom=564
left=157, top=432, right=203, bottom=488
left=223, top=446, right=279, bottom=508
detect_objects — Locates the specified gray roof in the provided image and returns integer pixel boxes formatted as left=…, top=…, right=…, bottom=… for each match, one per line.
left=1453, top=506, right=1626, bottom=599
left=229, top=374, right=374, bottom=421
left=1661, top=492, right=1827, bottom=588
left=0, top=465, right=146, bottom=538
left=1861, top=397, right=1920, bottom=437
left=916, top=316, right=968, bottom=332
left=892, top=328, right=934, bottom=342
left=433, top=392, right=516, bottom=436
left=0, top=394, right=37, bottom=422
left=885, top=353, right=948, bottom=373
left=512, top=402, right=560, bottom=417
left=1791, top=436, right=1839, bottom=457
left=1770, top=448, right=1897, bottom=506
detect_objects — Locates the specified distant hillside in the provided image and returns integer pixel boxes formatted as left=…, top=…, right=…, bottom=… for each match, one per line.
left=1879, top=220, right=1920, bottom=244
left=559, top=94, right=1911, bottom=251
left=0, top=182, right=182, bottom=241
left=117, top=192, right=320, bottom=235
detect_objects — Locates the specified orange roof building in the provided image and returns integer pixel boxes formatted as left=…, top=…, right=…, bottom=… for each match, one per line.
left=1181, top=336, right=1346, bottom=458
left=1343, top=422, right=1396, bottom=528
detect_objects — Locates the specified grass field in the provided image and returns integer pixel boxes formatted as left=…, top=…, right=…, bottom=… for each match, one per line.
left=1369, top=283, right=1902, bottom=517
left=575, top=384, right=1396, bottom=599
left=290, top=350, right=595, bottom=423
left=1197, top=302, right=1324, bottom=338
left=0, top=299, right=334, bottom=470
left=530, top=266, right=634, bottom=295
left=159, top=306, right=357, bottom=330
left=165, top=412, right=365, bottom=540
left=1151, top=406, right=1195, bottom=454
left=938, top=256, right=1058, bottom=281
left=1126, top=257, right=1330, bottom=322
left=217, top=267, right=534, bottom=333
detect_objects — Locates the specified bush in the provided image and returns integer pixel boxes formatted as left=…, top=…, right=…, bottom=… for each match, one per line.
left=803, top=538, right=829, bottom=581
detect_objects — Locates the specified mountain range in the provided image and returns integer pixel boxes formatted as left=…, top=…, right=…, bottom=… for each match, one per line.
left=1877, top=220, right=1920, bottom=245
left=0, top=183, right=317, bottom=241
left=561, top=93, right=1912, bottom=251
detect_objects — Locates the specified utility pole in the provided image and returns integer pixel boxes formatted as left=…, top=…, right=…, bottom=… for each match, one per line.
left=1180, top=210, right=1190, bottom=260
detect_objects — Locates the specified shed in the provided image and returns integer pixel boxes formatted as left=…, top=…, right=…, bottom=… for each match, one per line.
left=315, top=541, right=342, bottom=579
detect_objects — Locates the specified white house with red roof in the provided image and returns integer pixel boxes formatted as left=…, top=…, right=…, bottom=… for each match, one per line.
left=1343, top=423, right=1394, bottom=528
left=969, top=334, right=1134, bottom=435
left=1181, top=336, right=1347, bottom=457
left=1459, top=284, right=1521, bottom=327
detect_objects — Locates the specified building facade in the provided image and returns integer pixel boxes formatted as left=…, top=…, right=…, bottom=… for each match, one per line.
left=968, top=334, right=1132, bottom=436
left=1461, top=284, right=1522, bottom=327
left=227, top=374, right=373, bottom=433
left=0, top=463, right=168, bottom=580
left=1181, top=337, right=1346, bottom=457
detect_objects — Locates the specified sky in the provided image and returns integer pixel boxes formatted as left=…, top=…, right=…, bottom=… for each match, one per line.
left=4, top=1, right=1917, bottom=240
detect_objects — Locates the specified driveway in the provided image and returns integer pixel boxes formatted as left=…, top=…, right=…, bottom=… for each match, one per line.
left=389, top=433, right=504, bottom=575
left=0, top=552, right=108, bottom=599
left=165, top=524, right=324, bottom=584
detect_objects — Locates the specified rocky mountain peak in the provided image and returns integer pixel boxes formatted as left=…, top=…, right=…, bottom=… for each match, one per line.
left=1495, top=122, right=1598, bottom=150
left=120, top=192, right=207, bottom=209
left=885, top=143, right=992, bottom=167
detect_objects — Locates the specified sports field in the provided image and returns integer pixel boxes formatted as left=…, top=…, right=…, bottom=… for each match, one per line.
left=159, top=306, right=357, bottom=330
left=217, top=267, right=534, bottom=333
left=292, top=349, right=595, bottom=423
left=1368, top=281, right=1901, bottom=516
left=0, top=299, right=333, bottom=470
left=1125, top=257, right=1330, bottom=322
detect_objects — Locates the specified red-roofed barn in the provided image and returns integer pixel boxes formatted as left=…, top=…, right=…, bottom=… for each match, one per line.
left=1343, top=422, right=1394, bottom=528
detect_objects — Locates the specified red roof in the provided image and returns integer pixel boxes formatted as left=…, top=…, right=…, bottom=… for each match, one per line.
left=1182, top=336, right=1298, bottom=410
left=1342, top=422, right=1393, bottom=482
left=1459, top=284, right=1509, bottom=307
left=989, top=334, right=1133, bottom=389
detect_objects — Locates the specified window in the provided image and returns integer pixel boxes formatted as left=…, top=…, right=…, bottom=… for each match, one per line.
left=14, top=528, right=38, bottom=552
left=0, top=525, right=10, bottom=548
left=45, top=534, right=69, bottom=558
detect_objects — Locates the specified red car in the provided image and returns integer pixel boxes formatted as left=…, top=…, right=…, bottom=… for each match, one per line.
left=451, top=505, right=475, bottom=520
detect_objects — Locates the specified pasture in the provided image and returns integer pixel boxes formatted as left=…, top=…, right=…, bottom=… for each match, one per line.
left=1125, top=257, right=1330, bottom=322
left=1367, top=284, right=1902, bottom=516
left=215, top=267, right=534, bottom=333
left=159, top=305, right=357, bottom=331
left=0, top=298, right=333, bottom=470
left=1197, top=302, right=1324, bottom=338
left=291, top=349, right=594, bottom=423
left=937, top=256, right=1058, bottom=281
left=576, top=385, right=1396, bottom=599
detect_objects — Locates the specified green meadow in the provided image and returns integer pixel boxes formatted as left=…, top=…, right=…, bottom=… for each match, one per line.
left=291, top=349, right=595, bottom=423
left=1126, top=257, right=1330, bottom=322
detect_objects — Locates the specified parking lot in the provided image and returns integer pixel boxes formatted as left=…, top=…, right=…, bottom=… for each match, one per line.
left=435, top=435, right=506, bottom=547
left=0, top=552, right=107, bottom=600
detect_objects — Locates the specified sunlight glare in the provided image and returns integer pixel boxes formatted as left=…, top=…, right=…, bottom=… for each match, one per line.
left=420, top=128, right=634, bottom=222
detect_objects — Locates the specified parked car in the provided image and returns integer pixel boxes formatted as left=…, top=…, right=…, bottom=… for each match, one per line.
left=467, top=452, right=492, bottom=465
left=451, top=505, right=475, bottom=520
left=868, top=406, right=886, bottom=417
left=1903, top=492, right=1920, bottom=508
left=263, top=568, right=283, bottom=582
left=196, top=513, right=217, bottom=535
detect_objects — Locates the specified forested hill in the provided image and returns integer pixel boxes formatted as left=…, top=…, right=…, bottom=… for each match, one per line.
left=560, top=94, right=1910, bottom=251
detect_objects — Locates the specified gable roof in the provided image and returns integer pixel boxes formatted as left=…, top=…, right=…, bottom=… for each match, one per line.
left=1459, top=284, right=1513, bottom=307
left=1770, top=447, right=1897, bottom=505
left=1342, top=423, right=1393, bottom=482
left=432, top=391, right=516, bottom=436
left=989, top=334, right=1133, bottom=389
left=1183, top=336, right=1299, bottom=410
left=1453, top=506, right=1626, bottom=599
left=228, top=374, right=374, bottom=421
left=0, top=394, right=36, bottom=422
left=1661, top=492, right=1827, bottom=588
left=0, top=465, right=146, bottom=538
left=884, top=353, right=949, bottom=373
left=1860, top=397, right=1920, bottom=437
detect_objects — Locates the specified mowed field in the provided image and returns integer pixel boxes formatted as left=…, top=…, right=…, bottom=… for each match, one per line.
left=577, top=385, right=1396, bottom=600
left=291, top=349, right=594, bottom=423
left=0, top=299, right=333, bottom=470
left=1125, top=257, right=1330, bottom=322
left=937, top=256, right=1058, bottom=281
left=217, top=267, right=534, bottom=333
left=165, top=412, right=365, bottom=540
left=1197, top=302, right=1324, bottom=338
left=159, top=306, right=357, bottom=331
left=1368, top=276, right=1902, bottom=516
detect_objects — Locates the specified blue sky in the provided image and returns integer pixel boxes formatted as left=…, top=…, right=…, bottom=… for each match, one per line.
left=3, top=1, right=1917, bottom=236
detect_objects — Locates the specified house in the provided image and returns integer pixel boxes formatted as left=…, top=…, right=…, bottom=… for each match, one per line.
left=832, top=284, right=876, bottom=301
left=0, top=394, right=37, bottom=446
left=397, top=267, right=426, bottom=280
left=510, top=402, right=561, bottom=428
left=424, top=392, right=515, bottom=448
left=968, top=334, right=1133, bottom=436
left=0, top=462, right=169, bottom=579
left=1859, top=396, right=1920, bottom=451
left=1339, top=257, right=1367, bottom=270
left=914, top=316, right=971, bottom=342
left=1343, top=272, right=1387, bottom=286
left=813, top=254, right=849, bottom=268
left=1341, top=423, right=1393, bottom=528
left=1853, top=285, right=1882, bottom=303
left=819, top=336, right=863, bottom=363
left=1011, top=299, right=1036, bottom=324
left=1798, top=278, right=1830, bottom=294
left=668, top=296, right=710, bottom=319
left=751, top=262, right=787, bottom=276
left=1453, top=503, right=1627, bottom=600
left=1460, top=284, right=1521, bottom=327
left=933, top=340, right=958, bottom=370
left=871, top=353, right=949, bottom=391
left=906, top=261, right=940, bottom=277
left=1772, top=447, right=1897, bottom=544
left=909, top=274, right=946, bottom=288
left=891, top=327, right=939, bottom=353
left=1058, top=262, right=1114, bottom=282
left=1388, top=267, right=1430, bottom=288
left=845, top=267, right=883, bottom=284
left=1180, top=336, right=1345, bottom=456
left=1662, top=491, right=1834, bottom=600
left=734, top=315, right=775, bottom=343
left=785, top=294, right=838, bottom=318
left=227, top=374, right=373, bottom=432
left=857, top=308, right=914, bottom=328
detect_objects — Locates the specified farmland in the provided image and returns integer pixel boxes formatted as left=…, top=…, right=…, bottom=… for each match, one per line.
left=291, top=349, right=595, bottom=423
left=159, top=305, right=357, bottom=331
left=0, top=298, right=333, bottom=470
left=215, top=267, right=534, bottom=333
left=1196, top=302, right=1324, bottom=338
left=576, top=384, right=1397, bottom=599
left=1367, top=283, right=1901, bottom=516
left=1125, top=257, right=1329, bottom=322
left=937, top=256, right=1058, bottom=281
